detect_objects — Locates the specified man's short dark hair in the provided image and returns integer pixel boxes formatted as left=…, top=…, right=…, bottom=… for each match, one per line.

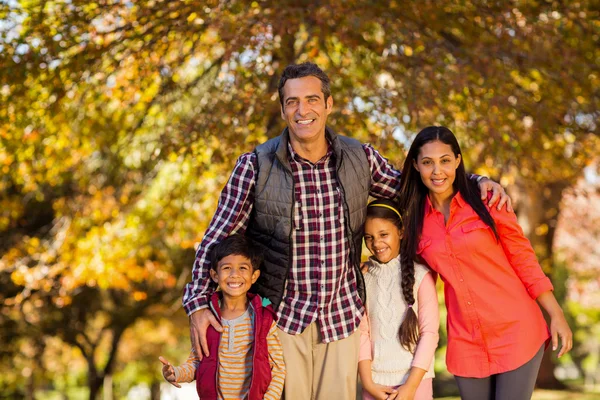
left=209, top=235, right=263, bottom=272
left=278, top=62, right=331, bottom=107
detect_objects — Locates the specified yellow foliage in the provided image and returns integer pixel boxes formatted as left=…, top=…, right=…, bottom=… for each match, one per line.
left=535, top=223, right=549, bottom=236
left=11, top=270, right=26, bottom=286
left=133, top=291, right=148, bottom=301
left=0, top=2, right=598, bottom=389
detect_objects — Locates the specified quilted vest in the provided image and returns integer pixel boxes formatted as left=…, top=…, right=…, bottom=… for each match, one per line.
left=195, top=292, right=275, bottom=400
left=247, top=127, right=371, bottom=309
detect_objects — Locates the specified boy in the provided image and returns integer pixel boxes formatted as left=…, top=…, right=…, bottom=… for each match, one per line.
left=159, top=235, right=286, bottom=399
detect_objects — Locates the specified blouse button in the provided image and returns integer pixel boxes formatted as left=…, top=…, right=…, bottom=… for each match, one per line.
left=467, top=301, right=472, bottom=305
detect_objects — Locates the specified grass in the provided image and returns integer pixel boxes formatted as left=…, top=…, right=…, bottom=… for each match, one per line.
left=438, top=388, right=600, bottom=400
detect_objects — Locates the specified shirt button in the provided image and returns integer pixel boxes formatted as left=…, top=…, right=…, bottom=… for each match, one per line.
left=460, top=279, right=464, bottom=282
left=467, top=301, right=472, bottom=305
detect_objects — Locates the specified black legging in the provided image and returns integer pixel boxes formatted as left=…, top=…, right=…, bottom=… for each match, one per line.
left=454, top=344, right=545, bottom=400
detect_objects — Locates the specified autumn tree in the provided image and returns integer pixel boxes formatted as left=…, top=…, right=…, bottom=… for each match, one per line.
left=1, top=0, right=598, bottom=395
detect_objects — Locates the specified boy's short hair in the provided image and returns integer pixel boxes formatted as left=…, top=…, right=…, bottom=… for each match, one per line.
left=209, top=235, right=263, bottom=272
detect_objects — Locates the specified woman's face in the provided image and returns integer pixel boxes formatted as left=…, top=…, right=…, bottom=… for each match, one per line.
left=413, top=140, right=461, bottom=200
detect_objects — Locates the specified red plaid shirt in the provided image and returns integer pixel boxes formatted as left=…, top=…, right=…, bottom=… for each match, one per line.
left=183, top=143, right=401, bottom=342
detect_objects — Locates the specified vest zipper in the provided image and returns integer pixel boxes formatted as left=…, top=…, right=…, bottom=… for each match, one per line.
left=248, top=300, right=256, bottom=399
left=209, top=299, right=221, bottom=398
left=281, top=169, right=294, bottom=308
left=336, top=151, right=368, bottom=307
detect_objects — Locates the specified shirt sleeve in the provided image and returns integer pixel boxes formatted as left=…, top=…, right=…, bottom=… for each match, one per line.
left=411, top=272, right=440, bottom=371
left=182, top=153, right=257, bottom=315
left=263, top=321, right=286, bottom=400
left=363, top=144, right=402, bottom=200
left=173, top=349, right=200, bottom=383
left=490, top=207, right=554, bottom=299
left=358, top=311, right=372, bottom=362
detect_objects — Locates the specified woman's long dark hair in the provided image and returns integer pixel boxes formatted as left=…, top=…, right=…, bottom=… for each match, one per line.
left=397, top=126, right=499, bottom=349
left=366, top=198, right=418, bottom=352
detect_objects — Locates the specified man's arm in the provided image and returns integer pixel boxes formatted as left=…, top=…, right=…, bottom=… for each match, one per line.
left=183, top=152, right=257, bottom=358
left=363, top=144, right=401, bottom=200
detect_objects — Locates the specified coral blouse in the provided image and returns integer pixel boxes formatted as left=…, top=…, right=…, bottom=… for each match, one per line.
left=418, top=193, right=552, bottom=378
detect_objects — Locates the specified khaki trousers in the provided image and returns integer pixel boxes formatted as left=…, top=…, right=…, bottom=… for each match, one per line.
left=278, top=322, right=360, bottom=400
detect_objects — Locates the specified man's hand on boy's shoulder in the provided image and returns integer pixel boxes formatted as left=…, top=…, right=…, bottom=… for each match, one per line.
left=190, top=308, right=223, bottom=360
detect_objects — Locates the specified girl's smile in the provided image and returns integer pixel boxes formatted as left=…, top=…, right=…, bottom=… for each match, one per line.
left=363, top=217, right=402, bottom=263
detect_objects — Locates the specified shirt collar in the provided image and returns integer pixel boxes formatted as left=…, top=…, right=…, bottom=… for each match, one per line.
left=424, top=195, right=434, bottom=216
left=287, top=140, right=333, bottom=165
left=454, top=191, right=466, bottom=208
left=425, top=191, right=465, bottom=215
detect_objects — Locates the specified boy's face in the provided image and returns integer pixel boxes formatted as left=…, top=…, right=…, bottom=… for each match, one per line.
left=210, top=254, right=260, bottom=298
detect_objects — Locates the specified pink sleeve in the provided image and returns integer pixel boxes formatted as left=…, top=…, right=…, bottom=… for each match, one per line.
left=358, top=312, right=372, bottom=362
left=411, top=272, right=440, bottom=371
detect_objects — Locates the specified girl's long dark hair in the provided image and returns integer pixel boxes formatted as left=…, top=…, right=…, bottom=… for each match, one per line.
left=366, top=199, right=418, bottom=352
left=397, top=126, right=499, bottom=350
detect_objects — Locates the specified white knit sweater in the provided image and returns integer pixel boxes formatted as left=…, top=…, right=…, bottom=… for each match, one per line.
left=364, top=255, right=435, bottom=386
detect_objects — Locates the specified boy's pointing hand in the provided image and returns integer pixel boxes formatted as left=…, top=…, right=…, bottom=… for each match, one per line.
left=159, top=356, right=181, bottom=388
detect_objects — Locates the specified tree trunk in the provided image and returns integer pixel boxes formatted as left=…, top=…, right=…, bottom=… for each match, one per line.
left=516, top=180, right=569, bottom=389
left=103, top=374, right=113, bottom=400
left=87, top=365, right=103, bottom=400
left=89, top=380, right=102, bottom=400
left=150, top=381, right=161, bottom=400
left=25, top=372, right=34, bottom=400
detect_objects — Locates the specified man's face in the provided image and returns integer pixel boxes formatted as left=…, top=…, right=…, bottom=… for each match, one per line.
left=280, top=76, right=333, bottom=146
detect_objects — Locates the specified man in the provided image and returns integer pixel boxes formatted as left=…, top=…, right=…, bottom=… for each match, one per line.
left=183, top=62, right=510, bottom=399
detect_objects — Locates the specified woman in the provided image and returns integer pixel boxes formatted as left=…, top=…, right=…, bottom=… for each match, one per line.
left=397, top=126, right=572, bottom=400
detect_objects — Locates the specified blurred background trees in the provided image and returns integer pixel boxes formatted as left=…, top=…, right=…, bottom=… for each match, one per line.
left=1, top=0, right=598, bottom=398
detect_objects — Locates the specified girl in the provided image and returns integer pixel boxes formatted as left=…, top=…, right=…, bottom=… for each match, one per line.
left=398, top=126, right=572, bottom=400
left=359, top=199, right=440, bottom=400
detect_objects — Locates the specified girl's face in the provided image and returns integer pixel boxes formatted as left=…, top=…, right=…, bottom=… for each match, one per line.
left=413, top=140, right=461, bottom=200
left=364, top=217, right=402, bottom=263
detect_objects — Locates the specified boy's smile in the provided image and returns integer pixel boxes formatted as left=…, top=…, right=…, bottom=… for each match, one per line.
left=210, top=254, right=260, bottom=299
